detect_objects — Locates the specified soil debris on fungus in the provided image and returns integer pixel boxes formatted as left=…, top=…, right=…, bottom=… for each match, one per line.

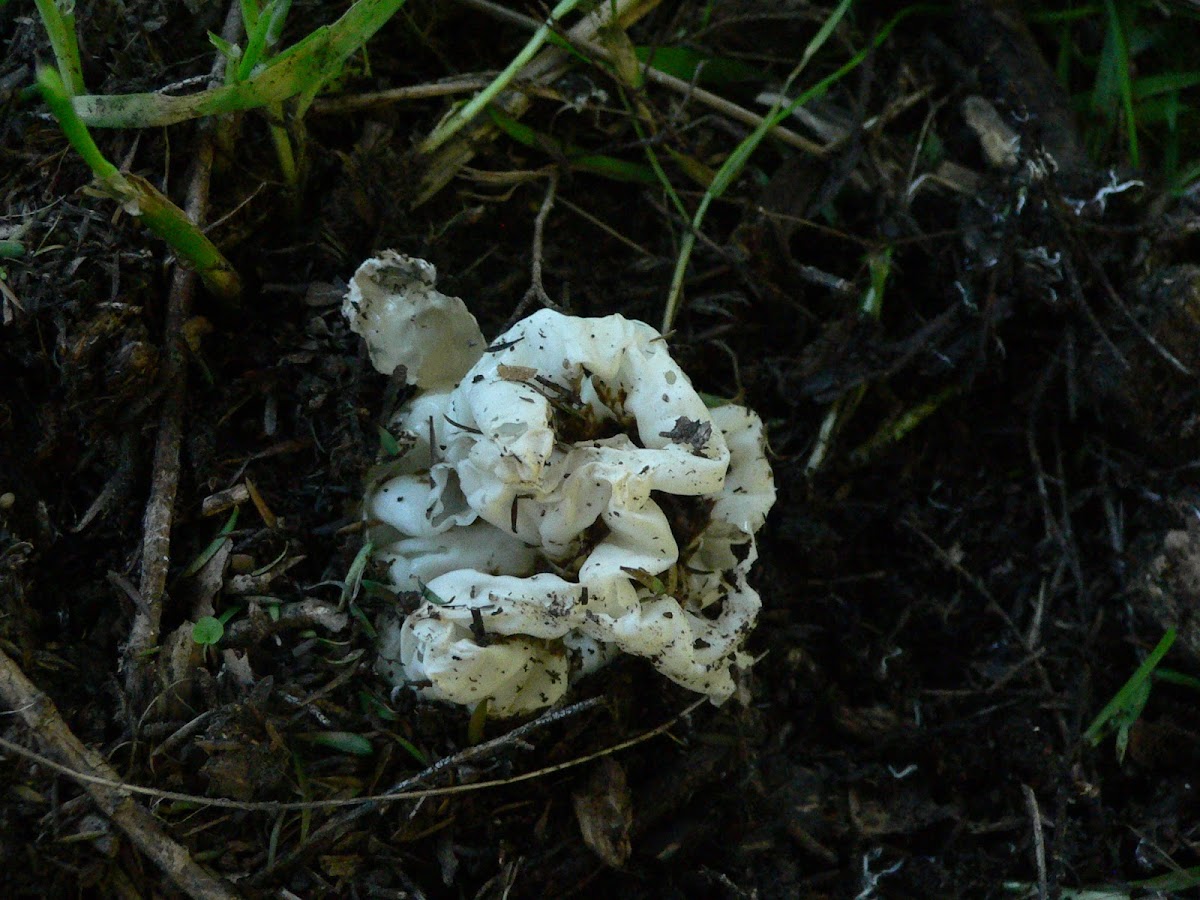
left=4, top=1, right=1200, bottom=896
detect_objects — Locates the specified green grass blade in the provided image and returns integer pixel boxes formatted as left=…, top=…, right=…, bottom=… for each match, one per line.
left=1083, top=627, right=1175, bottom=745
left=241, top=0, right=261, bottom=33
left=123, top=173, right=243, bottom=299
left=1135, top=865, right=1200, bottom=891
left=418, top=0, right=587, bottom=155
left=290, top=0, right=402, bottom=114
left=301, top=731, right=374, bottom=756
left=32, top=0, right=85, bottom=95
left=265, top=0, right=293, bottom=48
left=237, top=0, right=280, bottom=82
left=1171, top=158, right=1200, bottom=193
left=634, top=47, right=763, bottom=86
left=660, top=1, right=942, bottom=334
left=663, top=0, right=870, bottom=332
left=849, top=385, right=962, bottom=465
left=1029, top=6, right=1103, bottom=24
left=181, top=507, right=239, bottom=577
left=341, top=540, right=374, bottom=606
left=72, top=0, right=406, bottom=127
left=487, top=107, right=657, bottom=183
left=37, top=66, right=118, bottom=178
left=620, top=88, right=691, bottom=218
left=1153, top=668, right=1200, bottom=692
left=41, top=67, right=242, bottom=298
left=1100, top=0, right=1139, bottom=166
left=1131, top=71, right=1200, bottom=100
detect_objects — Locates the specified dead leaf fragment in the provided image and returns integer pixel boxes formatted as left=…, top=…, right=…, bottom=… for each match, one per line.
left=244, top=477, right=278, bottom=529
left=201, top=483, right=250, bottom=517
left=158, top=622, right=206, bottom=717
left=658, top=416, right=713, bottom=453
left=497, top=363, right=538, bottom=382
left=572, top=757, right=632, bottom=867
left=961, top=95, right=1019, bottom=170
left=319, top=855, right=362, bottom=879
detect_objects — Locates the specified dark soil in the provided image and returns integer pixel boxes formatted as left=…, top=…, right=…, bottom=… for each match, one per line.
left=3, top=1, right=1200, bottom=897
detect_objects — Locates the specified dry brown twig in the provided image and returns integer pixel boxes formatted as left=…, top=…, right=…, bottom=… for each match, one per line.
left=0, top=694, right=695, bottom=812
left=452, top=0, right=823, bottom=155
left=0, top=9, right=257, bottom=900
left=124, top=3, right=239, bottom=713
left=310, top=74, right=562, bottom=114
left=0, top=647, right=239, bottom=899
left=502, top=170, right=563, bottom=330
left=0, top=692, right=707, bottom=884
left=407, top=0, right=826, bottom=205
left=414, top=0, right=656, bottom=204
left=1022, top=783, right=1049, bottom=900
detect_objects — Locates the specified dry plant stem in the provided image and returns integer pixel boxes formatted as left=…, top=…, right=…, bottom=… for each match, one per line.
left=1022, top=783, right=1048, bottom=900
left=311, top=75, right=511, bottom=113
left=0, top=647, right=239, bottom=899
left=556, top=195, right=654, bottom=258
left=454, top=0, right=823, bottom=155
left=415, top=0, right=658, bottom=204
left=246, top=696, right=607, bottom=884
left=504, top=171, right=562, bottom=329
left=325, top=0, right=821, bottom=159
left=222, top=599, right=347, bottom=649
left=603, top=45, right=821, bottom=155
left=420, top=0, right=590, bottom=155
left=526, top=170, right=559, bottom=308
left=1075, top=237, right=1192, bottom=376
left=127, top=4, right=240, bottom=711
left=125, top=165, right=202, bottom=706
left=0, top=695, right=704, bottom=816
left=901, top=517, right=1070, bottom=746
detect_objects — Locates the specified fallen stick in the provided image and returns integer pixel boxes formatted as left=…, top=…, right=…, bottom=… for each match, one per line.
left=124, top=3, right=239, bottom=710
left=244, top=696, right=606, bottom=886
left=0, top=647, right=239, bottom=899
left=415, top=0, right=660, bottom=205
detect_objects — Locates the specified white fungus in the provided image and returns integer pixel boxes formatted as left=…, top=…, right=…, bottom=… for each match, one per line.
left=347, top=253, right=776, bottom=717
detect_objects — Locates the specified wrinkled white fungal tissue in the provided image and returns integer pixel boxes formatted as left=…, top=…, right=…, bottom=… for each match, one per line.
left=346, top=252, right=775, bottom=716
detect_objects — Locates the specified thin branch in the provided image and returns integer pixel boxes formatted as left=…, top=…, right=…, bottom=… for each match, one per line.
left=503, top=172, right=564, bottom=330
left=311, top=74, right=547, bottom=114
left=0, top=695, right=708, bottom=817
left=250, top=695, right=700, bottom=883
left=0, top=647, right=239, bottom=899
left=1022, top=784, right=1048, bottom=900
left=125, top=3, right=242, bottom=711
left=1083, top=246, right=1192, bottom=377
left=901, top=516, right=1070, bottom=746
left=453, top=0, right=825, bottom=156
left=556, top=195, right=654, bottom=258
